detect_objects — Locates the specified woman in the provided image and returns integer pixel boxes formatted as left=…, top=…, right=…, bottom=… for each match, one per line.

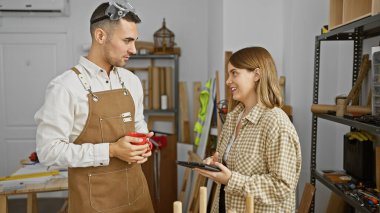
left=194, top=47, right=301, bottom=213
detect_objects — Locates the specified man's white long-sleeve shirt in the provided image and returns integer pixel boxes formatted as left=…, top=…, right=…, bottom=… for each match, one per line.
left=35, top=56, right=147, bottom=168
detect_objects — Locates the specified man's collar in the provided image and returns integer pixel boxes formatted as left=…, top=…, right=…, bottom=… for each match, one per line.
left=79, top=56, right=117, bottom=75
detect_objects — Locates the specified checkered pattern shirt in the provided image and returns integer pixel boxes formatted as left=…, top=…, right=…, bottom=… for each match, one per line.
left=211, top=103, right=301, bottom=213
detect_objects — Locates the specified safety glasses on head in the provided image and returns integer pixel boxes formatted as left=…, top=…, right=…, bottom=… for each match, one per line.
left=91, top=0, right=137, bottom=24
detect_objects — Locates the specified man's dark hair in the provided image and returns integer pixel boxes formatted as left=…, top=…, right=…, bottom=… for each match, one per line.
left=90, top=2, right=141, bottom=37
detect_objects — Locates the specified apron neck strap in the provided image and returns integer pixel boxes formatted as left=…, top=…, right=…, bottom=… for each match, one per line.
left=71, top=67, right=99, bottom=102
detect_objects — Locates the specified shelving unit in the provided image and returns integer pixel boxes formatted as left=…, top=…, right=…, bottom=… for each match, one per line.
left=129, top=54, right=179, bottom=213
left=311, top=13, right=380, bottom=212
left=129, top=54, right=180, bottom=135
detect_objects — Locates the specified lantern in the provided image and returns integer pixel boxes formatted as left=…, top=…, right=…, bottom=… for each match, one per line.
left=154, top=18, right=175, bottom=53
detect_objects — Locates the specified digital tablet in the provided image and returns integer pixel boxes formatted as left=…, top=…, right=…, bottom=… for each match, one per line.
left=176, top=160, right=221, bottom=172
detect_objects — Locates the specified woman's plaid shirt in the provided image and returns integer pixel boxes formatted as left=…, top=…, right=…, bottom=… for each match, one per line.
left=211, top=103, right=301, bottom=213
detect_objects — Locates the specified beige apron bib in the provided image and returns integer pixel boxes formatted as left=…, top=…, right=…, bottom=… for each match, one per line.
left=68, top=67, right=154, bottom=213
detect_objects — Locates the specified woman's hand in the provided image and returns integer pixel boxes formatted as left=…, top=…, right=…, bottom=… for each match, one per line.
left=193, top=152, right=232, bottom=185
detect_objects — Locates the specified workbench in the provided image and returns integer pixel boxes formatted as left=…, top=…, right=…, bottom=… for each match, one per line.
left=0, top=166, right=67, bottom=213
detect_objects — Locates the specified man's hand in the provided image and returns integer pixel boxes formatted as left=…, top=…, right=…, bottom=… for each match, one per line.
left=109, top=132, right=154, bottom=164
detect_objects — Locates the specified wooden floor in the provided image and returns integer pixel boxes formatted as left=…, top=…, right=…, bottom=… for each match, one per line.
left=8, top=198, right=66, bottom=213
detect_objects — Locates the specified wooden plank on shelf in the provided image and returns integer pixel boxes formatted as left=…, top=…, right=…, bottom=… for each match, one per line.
left=148, top=66, right=153, bottom=110
left=165, top=67, right=174, bottom=109
left=152, top=67, right=160, bottom=110
left=343, top=0, right=371, bottom=24
left=329, top=0, right=343, bottom=29
left=160, top=67, right=166, bottom=102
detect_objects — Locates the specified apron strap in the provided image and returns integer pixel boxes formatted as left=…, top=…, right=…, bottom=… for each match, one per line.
left=71, top=67, right=99, bottom=102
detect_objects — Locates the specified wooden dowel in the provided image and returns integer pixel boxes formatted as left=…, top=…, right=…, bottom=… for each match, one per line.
left=199, top=186, right=207, bottom=213
left=27, top=193, right=38, bottom=213
left=311, top=104, right=371, bottom=114
left=0, top=195, right=8, bottom=213
left=245, top=194, right=254, bottom=213
left=173, top=201, right=182, bottom=213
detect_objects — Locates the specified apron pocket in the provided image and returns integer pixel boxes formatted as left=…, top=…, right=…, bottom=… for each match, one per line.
left=99, top=115, right=126, bottom=143
left=126, top=166, right=145, bottom=204
left=89, top=167, right=144, bottom=212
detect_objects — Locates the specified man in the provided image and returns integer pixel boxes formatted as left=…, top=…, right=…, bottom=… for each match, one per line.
left=34, top=1, right=154, bottom=212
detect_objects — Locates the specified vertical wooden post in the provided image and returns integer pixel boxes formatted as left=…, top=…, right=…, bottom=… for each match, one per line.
left=27, top=193, right=38, bottom=213
left=0, top=195, right=8, bottom=213
left=199, top=186, right=207, bottom=213
left=245, top=194, right=254, bottom=213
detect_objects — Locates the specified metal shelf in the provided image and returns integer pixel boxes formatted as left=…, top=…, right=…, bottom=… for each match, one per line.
left=312, top=169, right=373, bottom=213
left=144, top=109, right=176, bottom=114
left=130, top=54, right=177, bottom=60
left=316, top=113, right=380, bottom=134
left=310, top=11, right=380, bottom=213
left=317, top=13, right=380, bottom=41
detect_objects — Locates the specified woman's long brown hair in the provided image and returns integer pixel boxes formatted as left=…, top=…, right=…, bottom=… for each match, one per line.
left=228, top=47, right=283, bottom=110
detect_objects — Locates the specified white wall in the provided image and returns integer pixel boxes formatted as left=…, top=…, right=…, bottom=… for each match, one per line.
left=223, top=0, right=285, bottom=75
left=284, top=0, right=329, bottom=211
left=207, top=0, right=224, bottom=86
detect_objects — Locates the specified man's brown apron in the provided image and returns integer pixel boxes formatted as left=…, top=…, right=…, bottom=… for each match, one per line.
left=68, top=67, right=154, bottom=213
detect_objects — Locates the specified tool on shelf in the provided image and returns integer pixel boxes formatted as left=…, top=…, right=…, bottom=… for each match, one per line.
left=311, top=104, right=371, bottom=114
